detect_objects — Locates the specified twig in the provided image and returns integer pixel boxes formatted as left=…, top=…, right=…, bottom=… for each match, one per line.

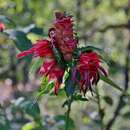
left=96, top=87, right=104, bottom=130
left=105, top=42, right=130, bottom=130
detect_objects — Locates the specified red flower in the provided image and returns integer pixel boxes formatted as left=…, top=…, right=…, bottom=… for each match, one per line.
left=0, top=22, right=5, bottom=32
left=49, top=12, right=77, bottom=61
left=16, top=39, right=53, bottom=58
left=39, top=59, right=65, bottom=94
left=17, top=39, right=65, bottom=94
left=77, top=51, right=107, bottom=95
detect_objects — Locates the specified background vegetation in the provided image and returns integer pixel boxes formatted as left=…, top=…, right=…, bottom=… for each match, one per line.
left=0, top=0, right=130, bottom=130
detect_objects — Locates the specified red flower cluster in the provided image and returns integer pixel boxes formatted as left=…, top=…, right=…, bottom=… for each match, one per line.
left=49, top=12, right=77, bottom=61
left=0, top=22, right=5, bottom=32
left=17, top=12, right=107, bottom=95
left=77, top=51, right=107, bottom=95
left=17, top=39, right=65, bottom=94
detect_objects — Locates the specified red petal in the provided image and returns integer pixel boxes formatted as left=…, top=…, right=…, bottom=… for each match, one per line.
left=54, top=81, right=60, bottom=95
left=16, top=49, right=33, bottom=58
left=39, top=59, right=56, bottom=75
left=99, top=66, right=108, bottom=76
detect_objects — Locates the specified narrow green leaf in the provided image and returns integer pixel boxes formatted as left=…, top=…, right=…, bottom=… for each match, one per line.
left=51, top=44, right=65, bottom=68
left=62, top=100, right=69, bottom=108
left=63, top=70, right=70, bottom=83
left=100, top=75, right=124, bottom=92
left=73, top=95, right=88, bottom=101
left=73, top=46, right=103, bottom=59
left=80, top=46, right=103, bottom=53
left=36, top=77, right=54, bottom=99
left=103, top=96, right=113, bottom=106
left=29, top=58, right=43, bottom=75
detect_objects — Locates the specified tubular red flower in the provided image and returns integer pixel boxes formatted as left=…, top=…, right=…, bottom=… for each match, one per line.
left=77, top=51, right=107, bottom=95
left=49, top=65, right=64, bottom=94
left=39, top=59, right=65, bottom=94
left=50, top=12, right=77, bottom=61
left=17, top=39, right=65, bottom=94
left=16, top=39, right=53, bottom=58
left=0, top=22, right=5, bottom=32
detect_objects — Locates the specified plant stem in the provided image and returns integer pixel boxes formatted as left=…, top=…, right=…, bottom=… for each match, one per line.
left=96, top=87, right=104, bottom=130
left=65, top=96, right=73, bottom=130
left=105, top=42, right=130, bottom=130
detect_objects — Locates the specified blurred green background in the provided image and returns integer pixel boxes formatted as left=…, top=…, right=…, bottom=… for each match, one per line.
left=0, top=0, right=130, bottom=130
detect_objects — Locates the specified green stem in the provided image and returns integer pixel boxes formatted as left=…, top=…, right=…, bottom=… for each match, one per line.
left=96, top=87, right=104, bottom=130
left=65, top=96, right=73, bottom=130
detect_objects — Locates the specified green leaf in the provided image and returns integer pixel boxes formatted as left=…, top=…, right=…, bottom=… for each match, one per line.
left=21, top=101, right=40, bottom=118
left=73, top=94, right=88, bottom=102
left=122, top=111, right=130, bottom=119
left=63, top=70, right=70, bottom=83
left=14, top=97, right=25, bottom=107
left=51, top=44, right=65, bottom=68
left=73, top=46, right=110, bottom=65
left=22, top=24, right=43, bottom=35
left=0, top=110, right=10, bottom=130
left=100, top=75, right=124, bottom=92
left=22, top=122, right=36, bottom=130
left=0, top=15, right=15, bottom=26
left=36, top=77, right=54, bottom=99
left=103, top=96, right=113, bottom=106
left=80, top=45, right=103, bottom=53
left=73, top=45, right=103, bottom=58
left=29, top=58, right=43, bottom=75
left=8, top=30, right=32, bottom=62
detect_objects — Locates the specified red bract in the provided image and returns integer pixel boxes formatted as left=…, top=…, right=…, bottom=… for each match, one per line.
left=0, top=22, right=5, bottom=32
left=17, top=39, right=65, bottom=94
left=39, top=59, right=65, bottom=94
left=77, top=51, right=107, bottom=95
left=16, top=40, right=53, bottom=58
left=50, top=12, right=77, bottom=61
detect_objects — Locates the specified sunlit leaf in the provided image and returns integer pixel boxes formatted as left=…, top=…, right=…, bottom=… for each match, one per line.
left=22, top=24, right=43, bottom=35
left=29, top=58, right=43, bottom=75
left=22, top=122, right=36, bottom=130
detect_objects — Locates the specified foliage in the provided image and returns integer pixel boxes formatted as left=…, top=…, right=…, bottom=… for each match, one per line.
left=0, top=0, right=130, bottom=130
